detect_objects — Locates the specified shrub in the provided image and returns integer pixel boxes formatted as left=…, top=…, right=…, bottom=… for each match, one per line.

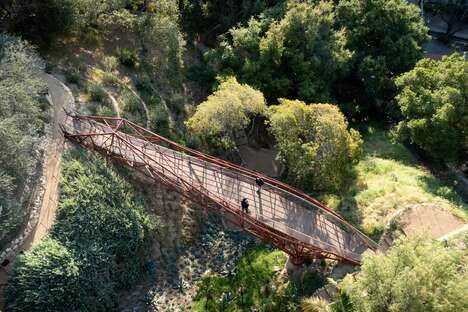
left=122, top=88, right=142, bottom=114
left=65, top=67, right=80, bottom=84
left=102, top=55, right=118, bottom=72
left=5, top=238, right=81, bottom=312
left=6, top=151, right=156, bottom=311
left=192, top=247, right=297, bottom=311
left=117, top=47, right=138, bottom=67
left=101, top=71, right=119, bottom=86
left=186, top=77, right=267, bottom=151
left=268, top=100, right=362, bottom=192
left=341, top=236, right=467, bottom=312
left=87, top=81, right=107, bottom=102
left=135, top=73, right=153, bottom=93
left=0, top=34, right=47, bottom=242
left=393, top=53, right=468, bottom=165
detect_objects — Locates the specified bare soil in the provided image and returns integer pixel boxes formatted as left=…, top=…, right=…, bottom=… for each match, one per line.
left=399, top=203, right=466, bottom=240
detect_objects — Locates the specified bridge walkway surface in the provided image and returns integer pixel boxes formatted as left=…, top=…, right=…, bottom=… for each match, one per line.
left=61, top=114, right=377, bottom=265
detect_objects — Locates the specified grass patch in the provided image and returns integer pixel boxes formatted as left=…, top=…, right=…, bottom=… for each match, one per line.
left=322, top=128, right=467, bottom=239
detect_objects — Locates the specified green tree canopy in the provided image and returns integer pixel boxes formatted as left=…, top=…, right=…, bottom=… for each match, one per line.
left=179, top=0, right=284, bottom=43
left=4, top=0, right=75, bottom=47
left=186, top=77, right=267, bottom=151
left=341, top=236, right=468, bottom=312
left=210, top=0, right=351, bottom=103
left=267, top=99, right=362, bottom=192
left=393, top=53, right=468, bottom=165
left=139, top=0, right=185, bottom=87
left=336, top=0, right=430, bottom=114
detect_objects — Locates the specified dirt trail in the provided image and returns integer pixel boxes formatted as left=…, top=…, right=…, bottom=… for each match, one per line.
left=0, top=74, right=73, bottom=307
left=23, top=75, right=71, bottom=246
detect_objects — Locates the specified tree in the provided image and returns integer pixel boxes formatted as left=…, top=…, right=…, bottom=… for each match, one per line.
left=425, top=0, right=468, bottom=41
left=0, top=34, right=47, bottom=243
left=267, top=100, right=362, bottom=192
left=5, top=238, right=81, bottom=312
left=336, top=0, right=430, bottom=115
left=393, top=53, right=467, bottom=165
left=139, top=0, right=185, bottom=87
left=341, top=236, right=468, bottom=312
left=211, top=0, right=352, bottom=103
left=179, top=0, right=283, bottom=43
left=186, top=77, right=267, bottom=151
left=5, top=0, right=75, bottom=47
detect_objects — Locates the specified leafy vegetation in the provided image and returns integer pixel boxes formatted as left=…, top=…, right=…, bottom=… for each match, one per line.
left=335, top=0, right=430, bottom=116
left=0, top=34, right=48, bottom=244
left=180, top=0, right=284, bottom=43
left=192, top=247, right=296, bottom=311
left=341, top=236, right=468, bottom=312
left=187, top=77, right=267, bottom=152
left=1, top=0, right=75, bottom=47
left=268, top=100, right=362, bottom=193
left=5, top=151, right=156, bottom=311
left=393, top=53, right=468, bottom=165
left=209, top=0, right=351, bottom=102
left=1, top=0, right=467, bottom=310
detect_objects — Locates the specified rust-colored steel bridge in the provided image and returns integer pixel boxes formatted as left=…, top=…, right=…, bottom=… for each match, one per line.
left=61, top=114, right=377, bottom=265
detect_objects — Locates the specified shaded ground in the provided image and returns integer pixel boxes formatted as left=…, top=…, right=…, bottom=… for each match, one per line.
left=238, top=145, right=283, bottom=178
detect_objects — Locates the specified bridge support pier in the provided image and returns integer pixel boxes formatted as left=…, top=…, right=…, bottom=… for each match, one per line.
left=286, top=255, right=305, bottom=270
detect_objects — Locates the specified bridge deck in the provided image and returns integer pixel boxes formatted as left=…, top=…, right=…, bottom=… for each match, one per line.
left=62, top=115, right=376, bottom=264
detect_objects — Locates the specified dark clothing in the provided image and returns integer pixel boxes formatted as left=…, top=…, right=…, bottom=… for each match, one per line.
left=241, top=198, right=249, bottom=214
left=255, top=177, right=264, bottom=187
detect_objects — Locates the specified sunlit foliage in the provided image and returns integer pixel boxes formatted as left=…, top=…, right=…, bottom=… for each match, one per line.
left=341, top=236, right=468, bottom=312
left=268, top=100, right=362, bottom=192
left=187, top=77, right=267, bottom=151
left=393, top=53, right=468, bottom=165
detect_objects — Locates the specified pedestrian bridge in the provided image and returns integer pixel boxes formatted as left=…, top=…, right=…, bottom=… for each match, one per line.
left=61, top=114, right=377, bottom=265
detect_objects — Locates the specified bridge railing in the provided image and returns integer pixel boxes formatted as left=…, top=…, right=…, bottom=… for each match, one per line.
left=61, top=114, right=378, bottom=262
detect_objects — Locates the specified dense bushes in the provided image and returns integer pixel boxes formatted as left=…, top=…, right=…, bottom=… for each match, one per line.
left=193, top=247, right=297, bottom=311
left=0, top=34, right=48, bottom=243
left=2, top=0, right=75, bottom=47
left=340, top=237, right=468, bottom=312
left=202, top=0, right=428, bottom=117
left=393, top=53, right=467, bottom=165
left=186, top=77, right=267, bottom=151
left=5, top=238, right=81, bottom=312
left=179, top=0, right=284, bottom=43
left=5, top=151, right=156, bottom=311
left=208, top=0, right=351, bottom=103
left=335, top=0, right=429, bottom=114
left=268, top=100, right=362, bottom=192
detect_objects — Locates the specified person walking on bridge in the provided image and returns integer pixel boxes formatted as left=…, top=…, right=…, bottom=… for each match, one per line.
left=241, top=198, right=249, bottom=214
left=255, top=177, right=264, bottom=195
